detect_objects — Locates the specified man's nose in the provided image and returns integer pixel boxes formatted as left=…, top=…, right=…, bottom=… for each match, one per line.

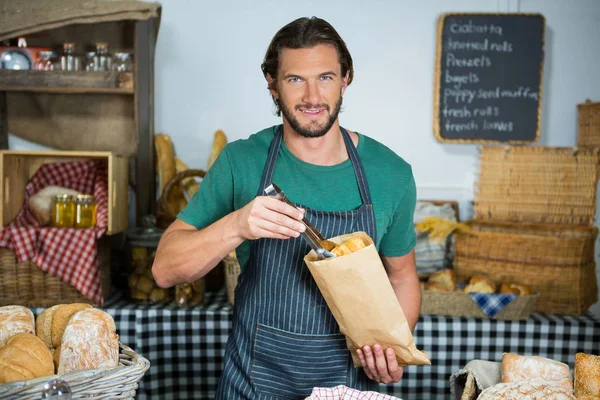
left=302, top=80, right=321, bottom=106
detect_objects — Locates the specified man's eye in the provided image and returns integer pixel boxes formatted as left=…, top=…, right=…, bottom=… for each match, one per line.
left=320, top=76, right=333, bottom=81
left=288, top=77, right=302, bottom=83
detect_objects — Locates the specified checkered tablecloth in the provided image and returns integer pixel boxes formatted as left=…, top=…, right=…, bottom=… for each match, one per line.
left=35, top=291, right=600, bottom=400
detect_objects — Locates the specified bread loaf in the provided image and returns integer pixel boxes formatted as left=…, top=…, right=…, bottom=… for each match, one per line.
left=331, top=237, right=367, bottom=257
left=427, top=269, right=456, bottom=292
left=207, top=129, right=227, bottom=170
left=28, top=186, right=81, bottom=225
left=574, top=353, right=600, bottom=398
left=464, top=276, right=496, bottom=293
left=35, top=304, right=60, bottom=352
left=501, top=353, right=573, bottom=393
left=0, top=305, right=35, bottom=346
left=500, top=283, right=533, bottom=296
left=0, top=333, right=54, bottom=383
left=50, top=303, right=93, bottom=349
left=477, top=381, right=576, bottom=399
left=57, top=308, right=119, bottom=374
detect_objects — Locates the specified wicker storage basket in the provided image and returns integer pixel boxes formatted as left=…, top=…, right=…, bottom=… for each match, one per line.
left=0, top=343, right=149, bottom=400
left=474, top=146, right=600, bottom=225
left=454, top=221, right=599, bottom=315
left=578, top=99, right=600, bottom=148
left=224, top=251, right=240, bottom=305
left=0, top=237, right=111, bottom=307
left=420, top=290, right=539, bottom=320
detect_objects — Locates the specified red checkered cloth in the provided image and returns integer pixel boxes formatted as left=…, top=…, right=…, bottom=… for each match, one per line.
left=0, top=160, right=109, bottom=305
left=305, top=386, right=403, bottom=400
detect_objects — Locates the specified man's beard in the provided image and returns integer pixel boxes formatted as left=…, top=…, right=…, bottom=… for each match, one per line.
left=278, top=95, right=343, bottom=138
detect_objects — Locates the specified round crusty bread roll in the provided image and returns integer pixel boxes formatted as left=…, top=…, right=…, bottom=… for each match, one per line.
left=575, top=352, right=600, bottom=398
left=50, top=303, right=93, bottom=349
left=0, top=305, right=35, bottom=346
left=0, top=332, right=54, bottom=384
left=58, top=308, right=119, bottom=374
left=500, top=283, right=533, bottom=296
left=35, top=304, right=60, bottom=352
left=501, top=353, right=573, bottom=393
left=427, top=269, right=456, bottom=292
left=464, top=275, right=496, bottom=293
left=478, top=381, right=575, bottom=399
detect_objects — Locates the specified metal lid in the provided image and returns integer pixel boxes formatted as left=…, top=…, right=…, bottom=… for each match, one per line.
left=55, top=194, right=74, bottom=200
left=127, top=215, right=164, bottom=244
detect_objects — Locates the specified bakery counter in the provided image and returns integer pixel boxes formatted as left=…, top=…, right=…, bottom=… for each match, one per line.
left=35, top=291, right=600, bottom=400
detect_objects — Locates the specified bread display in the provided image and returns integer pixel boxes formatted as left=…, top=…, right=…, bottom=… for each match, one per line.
left=28, top=186, right=81, bottom=225
left=0, top=305, right=35, bottom=346
left=501, top=353, right=573, bottom=393
left=477, top=381, right=576, bottom=399
left=500, top=283, right=533, bottom=296
left=330, top=237, right=367, bottom=257
left=0, top=333, right=54, bottom=384
left=427, top=269, right=456, bottom=292
left=57, top=308, right=119, bottom=374
left=464, top=276, right=496, bottom=294
left=574, top=352, right=600, bottom=399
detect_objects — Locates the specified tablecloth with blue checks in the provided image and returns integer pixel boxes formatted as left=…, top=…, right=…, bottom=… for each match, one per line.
left=41, top=291, right=600, bottom=400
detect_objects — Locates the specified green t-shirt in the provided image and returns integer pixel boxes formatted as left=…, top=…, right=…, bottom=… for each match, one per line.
left=178, top=125, right=417, bottom=271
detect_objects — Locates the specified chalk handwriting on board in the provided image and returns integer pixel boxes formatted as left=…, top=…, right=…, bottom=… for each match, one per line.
left=433, top=13, right=545, bottom=143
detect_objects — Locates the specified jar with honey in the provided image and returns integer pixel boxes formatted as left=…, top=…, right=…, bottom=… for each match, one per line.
left=52, top=194, right=75, bottom=227
left=75, top=194, right=97, bottom=229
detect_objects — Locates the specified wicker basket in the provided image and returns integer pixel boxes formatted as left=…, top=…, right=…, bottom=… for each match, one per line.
left=474, top=146, right=600, bottom=225
left=578, top=99, right=600, bottom=147
left=0, top=237, right=111, bottom=307
left=223, top=251, right=240, bottom=305
left=421, top=290, right=539, bottom=320
left=0, top=343, right=150, bottom=400
left=155, top=168, right=205, bottom=230
left=454, top=221, right=599, bottom=315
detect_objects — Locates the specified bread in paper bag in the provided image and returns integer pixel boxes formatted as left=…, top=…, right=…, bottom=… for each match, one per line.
left=304, top=231, right=430, bottom=367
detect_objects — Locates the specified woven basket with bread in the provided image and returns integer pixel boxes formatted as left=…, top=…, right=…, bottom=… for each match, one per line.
left=0, top=304, right=149, bottom=399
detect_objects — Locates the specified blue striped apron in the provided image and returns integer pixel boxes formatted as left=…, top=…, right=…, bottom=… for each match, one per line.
left=216, top=126, right=378, bottom=400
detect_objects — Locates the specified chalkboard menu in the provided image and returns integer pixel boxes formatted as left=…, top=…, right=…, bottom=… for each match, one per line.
left=433, top=13, right=545, bottom=143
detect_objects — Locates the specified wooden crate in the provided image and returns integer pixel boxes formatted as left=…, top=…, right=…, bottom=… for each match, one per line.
left=0, top=150, right=128, bottom=234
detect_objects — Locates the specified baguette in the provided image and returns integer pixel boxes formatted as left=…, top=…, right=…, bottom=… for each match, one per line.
left=207, top=130, right=227, bottom=170
left=331, top=237, right=367, bottom=257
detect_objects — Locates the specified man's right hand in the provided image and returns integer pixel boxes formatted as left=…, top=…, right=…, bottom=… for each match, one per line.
left=236, top=196, right=306, bottom=240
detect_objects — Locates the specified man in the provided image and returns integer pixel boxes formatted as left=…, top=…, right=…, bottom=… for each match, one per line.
left=152, top=16, right=420, bottom=400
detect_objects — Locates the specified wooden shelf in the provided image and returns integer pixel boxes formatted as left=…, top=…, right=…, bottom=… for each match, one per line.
left=0, top=70, right=134, bottom=94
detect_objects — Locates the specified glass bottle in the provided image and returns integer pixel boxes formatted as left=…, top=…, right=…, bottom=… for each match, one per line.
left=84, top=51, right=96, bottom=72
left=35, top=51, right=56, bottom=71
left=41, top=378, right=72, bottom=399
left=75, top=194, right=97, bottom=229
left=52, top=194, right=75, bottom=228
left=112, top=52, right=133, bottom=72
left=94, top=42, right=111, bottom=71
left=60, top=43, right=80, bottom=71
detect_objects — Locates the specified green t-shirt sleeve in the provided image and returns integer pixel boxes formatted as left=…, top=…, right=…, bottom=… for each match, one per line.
left=177, top=147, right=235, bottom=229
left=378, top=170, right=417, bottom=257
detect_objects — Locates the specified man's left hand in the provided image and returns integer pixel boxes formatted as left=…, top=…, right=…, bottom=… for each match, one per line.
left=356, top=345, right=404, bottom=384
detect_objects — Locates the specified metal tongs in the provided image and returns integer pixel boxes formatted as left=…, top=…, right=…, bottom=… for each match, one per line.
left=264, top=183, right=336, bottom=260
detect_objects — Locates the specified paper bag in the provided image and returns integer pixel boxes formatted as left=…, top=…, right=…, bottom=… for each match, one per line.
left=304, top=231, right=430, bottom=368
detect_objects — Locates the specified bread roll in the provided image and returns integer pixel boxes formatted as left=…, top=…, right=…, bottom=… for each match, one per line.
left=207, top=130, right=227, bottom=170
left=0, top=305, right=35, bottom=346
left=0, top=333, right=54, bottom=383
left=464, top=276, right=496, bottom=293
left=28, top=186, right=81, bottom=225
left=502, top=353, right=573, bottom=393
left=36, top=304, right=60, bottom=351
left=574, top=353, right=600, bottom=398
left=57, top=308, right=119, bottom=374
left=478, top=381, right=575, bottom=399
left=331, top=237, right=367, bottom=257
left=500, top=283, right=533, bottom=296
left=427, top=269, right=456, bottom=292
left=51, top=303, right=93, bottom=349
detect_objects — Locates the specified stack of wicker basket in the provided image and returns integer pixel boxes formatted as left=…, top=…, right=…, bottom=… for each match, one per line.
left=453, top=145, right=600, bottom=315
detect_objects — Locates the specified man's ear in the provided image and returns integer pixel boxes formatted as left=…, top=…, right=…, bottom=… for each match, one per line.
left=341, top=71, right=349, bottom=96
left=266, top=74, right=278, bottom=99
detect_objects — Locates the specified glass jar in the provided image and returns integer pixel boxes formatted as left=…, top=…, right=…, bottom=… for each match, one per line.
left=126, top=216, right=171, bottom=304
left=60, top=43, right=80, bottom=71
left=94, top=42, right=111, bottom=71
left=112, top=52, right=133, bottom=72
left=75, top=194, right=97, bottom=229
left=35, top=51, right=56, bottom=71
left=83, top=52, right=96, bottom=72
left=52, top=194, right=75, bottom=228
